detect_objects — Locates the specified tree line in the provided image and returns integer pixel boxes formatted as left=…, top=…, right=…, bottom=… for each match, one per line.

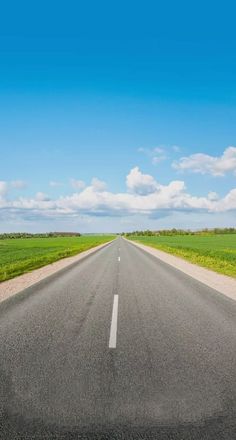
left=0, top=232, right=81, bottom=240
left=122, top=228, right=236, bottom=237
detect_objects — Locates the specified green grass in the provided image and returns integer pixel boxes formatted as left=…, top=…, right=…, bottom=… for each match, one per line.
left=0, top=235, right=115, bottom=282
left=128, top=234, right=236, bottom=277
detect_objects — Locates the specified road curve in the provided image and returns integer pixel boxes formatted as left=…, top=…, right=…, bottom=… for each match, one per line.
left=0, top=237, right=236, bottom=439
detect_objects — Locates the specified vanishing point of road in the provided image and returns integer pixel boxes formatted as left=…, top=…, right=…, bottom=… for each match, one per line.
left=0, top=237, right=236, bottom=439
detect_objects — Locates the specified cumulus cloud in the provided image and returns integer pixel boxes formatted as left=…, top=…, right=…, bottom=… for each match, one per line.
left=126, top=167, right=159, bottom=195
left=90, top=177, right=107, bottom=192
left=1, top=168, right=236, bottom=222
left=173, top=146, right=236, bottom=176
left=70, top=179, right=86, bottom=190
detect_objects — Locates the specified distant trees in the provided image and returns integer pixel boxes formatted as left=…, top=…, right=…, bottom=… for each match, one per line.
left=123, top=227, right=236, bottom=237
left=0, top=232, right=81, bottom=240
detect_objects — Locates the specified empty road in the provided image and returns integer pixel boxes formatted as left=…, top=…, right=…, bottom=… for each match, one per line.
left=0, top=237, right=236, bottom=439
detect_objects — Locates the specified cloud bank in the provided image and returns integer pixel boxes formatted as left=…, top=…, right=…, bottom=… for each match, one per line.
left=1, top=167, right=236, bottom=223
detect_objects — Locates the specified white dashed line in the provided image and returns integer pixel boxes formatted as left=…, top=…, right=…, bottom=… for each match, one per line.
left=109, top=295, right=119, bottom=348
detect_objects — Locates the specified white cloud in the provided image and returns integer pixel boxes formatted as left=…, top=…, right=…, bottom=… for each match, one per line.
left=49, top=181, right=63, bottom=187
left=1, top=168, right=236, bottom=223
left=0, top=181, right=8, bottom=198
left=138, top=146, right=167, bottom=165
left=0, top=180, right=27, bottom=197
left=208, top=191, right=219, bottom=201
left=172, top=145, right=181, bottom=153
left=35, top=192, right=51, bottom=202
left=126, top=167, right=159, bottom=195
left=91, top=177, right=107, bottom=192
left=215, top=188, right=236, bottom=212
left=70, top=179, right=86, bottom=190
left=11, top=180, right=27, bottom=189
left=173, top=146, right=236, bottom=176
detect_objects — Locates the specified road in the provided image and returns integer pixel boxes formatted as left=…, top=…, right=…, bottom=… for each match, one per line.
left=0, top=237, right=236, bottom=439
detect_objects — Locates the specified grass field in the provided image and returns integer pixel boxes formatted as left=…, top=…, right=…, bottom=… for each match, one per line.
left=0, top=235, right=115, bottom=282
left=129, top=234, right=236, bottom=277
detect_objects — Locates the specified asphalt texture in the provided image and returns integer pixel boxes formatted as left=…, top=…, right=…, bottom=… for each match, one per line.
left=0, top=237, right=236, bottom=439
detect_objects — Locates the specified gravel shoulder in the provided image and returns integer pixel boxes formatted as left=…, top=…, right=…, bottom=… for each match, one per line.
left=127, top=238, right=236, bottom=302
left=0, top=240, right=113, bottom=304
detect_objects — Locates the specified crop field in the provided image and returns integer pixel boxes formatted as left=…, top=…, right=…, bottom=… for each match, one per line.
left=0, top=235, right=115, bottom=282
left=129, top=234, right=236, bottom=277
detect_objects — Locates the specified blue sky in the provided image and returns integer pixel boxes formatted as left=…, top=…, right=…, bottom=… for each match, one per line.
left=0, top=0, right=236, bottom=232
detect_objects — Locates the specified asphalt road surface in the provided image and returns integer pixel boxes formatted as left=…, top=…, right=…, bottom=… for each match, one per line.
left=0, top=237, right=236, bottom=439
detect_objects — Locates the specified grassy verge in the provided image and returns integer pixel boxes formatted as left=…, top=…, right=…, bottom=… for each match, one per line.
left=128, top=234, right=236, bottom=277
left=0, top=235, right=115, bottom=282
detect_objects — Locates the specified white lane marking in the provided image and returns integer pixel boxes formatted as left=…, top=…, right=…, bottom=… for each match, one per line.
left=109, top=295, right=119, bottom=349
left=118, top=256, right=120, bottom=262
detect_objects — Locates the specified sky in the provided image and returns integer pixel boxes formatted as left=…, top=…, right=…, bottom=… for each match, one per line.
left=0, top=0, right=236, bottom=233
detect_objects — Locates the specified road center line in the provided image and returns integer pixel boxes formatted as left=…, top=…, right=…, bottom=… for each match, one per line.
left=109, top=295, right=119, bottom=349
left=118, top=256, right=120, bottom=262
